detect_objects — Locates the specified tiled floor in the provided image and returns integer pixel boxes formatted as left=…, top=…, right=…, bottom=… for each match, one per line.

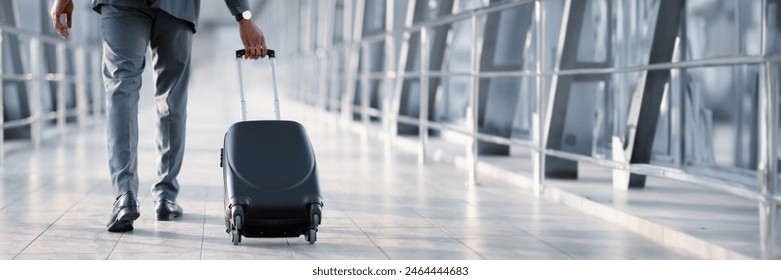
left=389, top=129, right=780, bottom=259
left=0, top=74, right=698, bottom=259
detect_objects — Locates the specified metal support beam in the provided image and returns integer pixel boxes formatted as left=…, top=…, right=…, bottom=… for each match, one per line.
left=543, top=0, right=589, bottom=179
left=0, top=29, right=4, bottom=165
left=75, top=48, right=88, bottom=128
left=758, top=61, right=778, bottom=260
left=341, top=0, right=365, bottom=125
left=476, top=2, right=533, bottom=155
left=396, top=0, right=454, bottom=135
left=424, top=0, right=454, bottom=137
left=616, top=0, right=685, bottom=189
left=758, top=0, right=778, bottom=260
left=383, top=0, right=396, bottom=154
left=30, top=38, right=42, bottom=149
left=56, top=44, right=66, bottom=139
left=391, top=0, right=416, bottom=139
left=468, top=14, right=484, bottom=187
left=533, top=0, right=546, bottom=196
left=93, top=51, right=103, bottom=124
left=361, top=44, right=371, bottom=142
left=419, top=26, right=430, bottom=165
left=2, top=28, right=33, bottom=140
left=317, top=0, right=334, bottom=115
left=352, top=0, right=390, bottom=125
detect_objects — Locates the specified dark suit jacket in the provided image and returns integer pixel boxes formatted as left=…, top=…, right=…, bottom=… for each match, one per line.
left=92, top=0, right=250, bottom=32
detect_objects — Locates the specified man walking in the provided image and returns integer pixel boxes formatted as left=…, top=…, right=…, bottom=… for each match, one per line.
left=50, top=0, right=267, bottom=232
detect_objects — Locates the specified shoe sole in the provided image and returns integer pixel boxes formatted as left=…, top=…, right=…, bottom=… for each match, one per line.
left=108, top=206, right=140, bottom=232
left=156, top=213, right=181, bottom=221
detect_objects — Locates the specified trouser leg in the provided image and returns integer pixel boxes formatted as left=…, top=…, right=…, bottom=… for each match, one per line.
left=100, top=5, right=153, bottom=198
left=149, top=9, right=194, bottom=202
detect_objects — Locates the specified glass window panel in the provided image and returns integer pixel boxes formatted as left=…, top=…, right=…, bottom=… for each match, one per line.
left=686, top=0, right=762, bottom=58
left=576, top=0, right=609, bottom=63
left=442, top=76, right=471, bottom=124
left=493, top=4, right=533, bottom=67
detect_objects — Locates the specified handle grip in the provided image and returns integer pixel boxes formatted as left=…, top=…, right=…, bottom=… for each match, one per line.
left=236, top=49, right=275, bottom=59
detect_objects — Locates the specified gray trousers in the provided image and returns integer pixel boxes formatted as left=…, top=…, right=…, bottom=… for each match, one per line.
left=100, top=4, right=193, bottom=201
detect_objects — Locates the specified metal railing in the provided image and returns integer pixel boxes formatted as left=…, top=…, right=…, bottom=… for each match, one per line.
left=267, top=0, right=779, bottom=259
left=0, top=24, right=104, bottom=165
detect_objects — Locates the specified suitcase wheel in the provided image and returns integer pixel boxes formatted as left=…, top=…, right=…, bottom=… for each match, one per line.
left=231, top=229, right=241, bottom=245
left=305, top=228, right=317, bottom=244
left=312, top=213, right=321, bottom=227
left=309, top=203, right=322, bottom=227
left=232, top=205, right=244, bottom=230
left=230, top=214, right=242, bottom=245
left=230, top=205, right=244, bottom=245
left=230, top=228, right=241, bottom=245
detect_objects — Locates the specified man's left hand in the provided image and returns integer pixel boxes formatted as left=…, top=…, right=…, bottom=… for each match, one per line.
left=50, top=0, right=74, bottom=39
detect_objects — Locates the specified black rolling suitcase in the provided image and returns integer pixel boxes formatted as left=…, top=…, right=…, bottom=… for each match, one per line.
left=221, top=49, right=323, bottom=245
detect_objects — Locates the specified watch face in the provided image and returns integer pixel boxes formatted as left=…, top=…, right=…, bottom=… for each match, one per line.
left=242, top=10, right=252, bottom=20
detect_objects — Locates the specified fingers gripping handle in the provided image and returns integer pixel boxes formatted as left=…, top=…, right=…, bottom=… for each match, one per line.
left=234, top=49, right=279, bottom=121
left=235, top=49, right=275, bottom=58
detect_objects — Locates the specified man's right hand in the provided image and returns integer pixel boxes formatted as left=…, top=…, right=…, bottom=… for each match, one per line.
left=50, top=0, right=74, bottom=39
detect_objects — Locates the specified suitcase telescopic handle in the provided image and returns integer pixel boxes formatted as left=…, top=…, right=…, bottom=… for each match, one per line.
left=234, top=49, right=280, bottom=121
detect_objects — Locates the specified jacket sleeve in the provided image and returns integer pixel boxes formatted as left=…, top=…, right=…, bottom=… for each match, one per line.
left=224, top=0, right=250, bottom=16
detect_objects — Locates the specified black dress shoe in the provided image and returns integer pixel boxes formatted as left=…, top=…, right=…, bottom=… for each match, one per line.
left=155, top=199, right=183, bottom=221
left=107, top=192, right=140, bottom=232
